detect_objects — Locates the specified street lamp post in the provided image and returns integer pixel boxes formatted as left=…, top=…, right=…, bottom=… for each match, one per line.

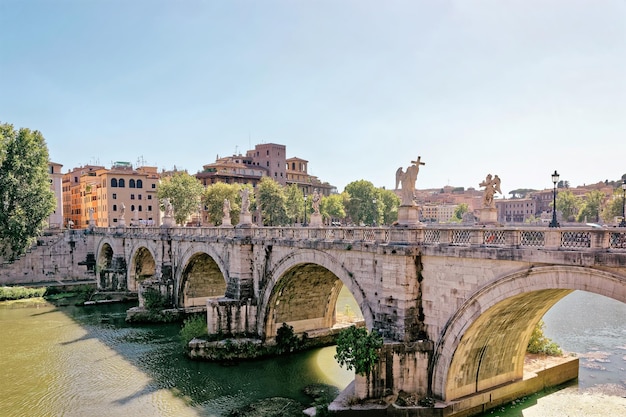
left=303, top=189, right=308, bottom=227
left=619, top=180, right=626, bottom=227
left=549, top=170, right=560, bottom=228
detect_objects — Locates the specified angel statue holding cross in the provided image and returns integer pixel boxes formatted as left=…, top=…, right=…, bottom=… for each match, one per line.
left=395, top=156, right=425, bottom=206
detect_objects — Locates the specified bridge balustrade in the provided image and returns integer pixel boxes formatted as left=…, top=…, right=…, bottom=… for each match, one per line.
left=91, top=226, right=626, bottom=251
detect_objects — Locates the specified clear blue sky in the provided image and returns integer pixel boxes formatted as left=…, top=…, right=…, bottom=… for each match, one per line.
left=1, top=0, right=625, bottom=195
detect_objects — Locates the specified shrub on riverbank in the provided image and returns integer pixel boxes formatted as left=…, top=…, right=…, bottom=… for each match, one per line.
left=180, top=314, right=208, bottom=349
left=527, top=320, right=562, bottom=356
left=0, top=286, right=46, bottom=301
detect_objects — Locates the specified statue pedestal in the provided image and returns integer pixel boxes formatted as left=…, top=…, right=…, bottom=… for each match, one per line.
left=309, top=213, right=323, bottom=227
left=221, top=217, right=232, bottom=227
left=396, top=205, right=421, bottom=227
left=479, top=207, right=499, bottom=225
left=237, top=213, right=254, bottom=228
left=161, top=216, right=174, bottom=228
left=118, top=219, right=126, bottom=228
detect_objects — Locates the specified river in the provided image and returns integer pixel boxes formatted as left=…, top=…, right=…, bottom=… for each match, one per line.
left=0, top=290, right=624, bottom=416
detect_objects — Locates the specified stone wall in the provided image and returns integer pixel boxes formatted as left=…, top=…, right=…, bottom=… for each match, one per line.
left=0, top=230, right=95, bottom=285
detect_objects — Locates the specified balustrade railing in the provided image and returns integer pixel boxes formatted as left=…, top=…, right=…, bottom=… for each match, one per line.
left=90, top=225, right=626, bottom=251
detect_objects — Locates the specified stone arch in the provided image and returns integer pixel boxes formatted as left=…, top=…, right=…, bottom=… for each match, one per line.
left=430, top=265, right=626, bottom=401
left=258, top=249, right=374, bottom=338
left=127, top=245, right=158, bottom=291
left=176, top=247, right=228, bottom=308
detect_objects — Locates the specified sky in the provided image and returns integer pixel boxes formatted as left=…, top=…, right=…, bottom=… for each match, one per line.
left=1, top=0, right=625, bottom=196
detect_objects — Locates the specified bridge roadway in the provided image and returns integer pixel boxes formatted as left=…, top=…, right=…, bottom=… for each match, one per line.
left=91, top=225, right=626, bottom=413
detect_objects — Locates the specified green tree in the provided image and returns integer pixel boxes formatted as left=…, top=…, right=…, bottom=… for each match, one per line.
left=320, top=193, right=346, bottom=225
left=508, top=189, right=537, bottom=199
left=576, top=190, right=605, bottom=223
left=527, top=320, right=562, bottom=356
left=379, top=188, right=400, bottom=225
left=157, top=171, right=204, bottom=226
left=601, top=187, right=626, bottom=223
left=335, top=326, right=383, bottom=398
left=555, top=189, right=581, bottom=222
left=0, top=123, right=56, bottom=260
left=284, top=184, right=305, bottom=225
left=344, top=180, right=379, bottom=226
left=202, top=182, right=240, bottom=225
left=451, top=203, right=469, bottom=222
left=257, top=177, right=287, bottom=226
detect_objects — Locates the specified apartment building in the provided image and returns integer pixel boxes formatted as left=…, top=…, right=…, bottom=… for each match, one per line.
left=48, top=162, right=64, bottom=228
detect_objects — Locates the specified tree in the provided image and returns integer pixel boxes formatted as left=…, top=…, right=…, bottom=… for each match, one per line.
left=600, top=186, right=626, bottom=223
left=157, top=171, right=204, bottom=226
left=452, top=203, right=469, bottom=222
left=344, top=180, right=379, bottom=226
left=378, top=188, right=400, bottom=225
left=320, top=193, right=346, bottom=225
left=508, top=188, right=537, bottom=199
left=334, top=326, right=383, bottom=398
left=0, top=123, right=56, bottom=260
left=576, top=190, right=605, bottom=223
left=555, top=189, right=581, bottom=222
left=284, top=184, right=305, bottom=225
left=257, top=177, right=287, bottom=226
left=203, top=182, right=240, bottom=225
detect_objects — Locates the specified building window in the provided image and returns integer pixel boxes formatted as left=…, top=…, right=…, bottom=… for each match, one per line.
left=112, top=193, right=117, bottom=199
left=148, top=205, right=152, bottom=211
left=118, top=178, right=125, bottom=187
left=113, top=204, right=117, bottom=211
left=137, top=179, right=143, bottom=188
left=138, top=194, right=142, bottom=200
left=151, top=183, right=156, bottom=189
left=129, top=179, right=136, bottom=188
left=111, top=178, right=118, bottom=187
left=147, top=195, right=152, bottom=200
left=131, top=205, right=135, bottom=211
left=138, top=205, right=142, bottom=212
left=131, top=194, right=135, bottom=200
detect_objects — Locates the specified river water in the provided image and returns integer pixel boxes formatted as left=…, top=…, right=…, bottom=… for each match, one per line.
left=0, top=290, right=624, bottom=417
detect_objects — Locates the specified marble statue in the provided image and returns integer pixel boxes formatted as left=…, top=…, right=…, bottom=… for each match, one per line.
left=163, top=198, right=173, bottom=217
left=311, top=189, right=321, bottom=215
left=395, top=156, right=425, bottom=206
left=479, top=174, right=502, bottom=208
left=240, top=188, right=250, bottom=214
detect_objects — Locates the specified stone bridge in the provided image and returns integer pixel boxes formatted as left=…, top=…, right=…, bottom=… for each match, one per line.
left=89, top=225, right=626, bottom=414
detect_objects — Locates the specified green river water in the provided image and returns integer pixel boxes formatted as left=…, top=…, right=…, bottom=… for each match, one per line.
left=0, top=291, right=624, bottom=416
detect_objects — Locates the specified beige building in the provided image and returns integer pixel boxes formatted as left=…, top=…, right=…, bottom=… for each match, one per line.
left=496, top=198, right=537, bottom=223
left=196, top=143, right=336, bottom=196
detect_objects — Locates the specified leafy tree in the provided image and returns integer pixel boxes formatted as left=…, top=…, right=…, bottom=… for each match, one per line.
left=527, top=320, right=562, bottom=356
left=0, top=123, right=56, bottom=260
left=257, top=177, right=287, bottom=226
left=378, top=188, right=400, bottom=225
left=344, top=180, right=379, bottom=226
left=335, top=326, right=383, bottom=397
left=601, top=187, right=626, bottom=223
left=555, top=189, right=581, bottom=222
left=284, top=184, right=305, bottom=225
left=508, top=188, right=537, bottom=199
left=203, top=182, right=240, bottom=225
left=452, top=203, right=469, bottom=222
left=576, top=190, right=605, bottom=223
left=157, top=171, right=204, bottom=225
left=320, top=193, right=346, bottom=225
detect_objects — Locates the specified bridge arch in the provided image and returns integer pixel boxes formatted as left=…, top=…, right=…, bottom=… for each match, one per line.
left=430, top=265, right=626, bottom=401
left=127, top=244, right=158, bottom=291
left=175, top=245, right=228, bottom=308
left=258, top=249, right=374, bottom=338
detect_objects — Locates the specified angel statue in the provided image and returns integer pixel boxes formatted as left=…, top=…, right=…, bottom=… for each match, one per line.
left=395, top=156, right=425, bottom=206
left=479, top=174, right=502, bottom=208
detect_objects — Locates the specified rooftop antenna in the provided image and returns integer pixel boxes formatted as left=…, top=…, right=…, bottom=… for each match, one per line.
left=235, top=145, right=238, bottom=155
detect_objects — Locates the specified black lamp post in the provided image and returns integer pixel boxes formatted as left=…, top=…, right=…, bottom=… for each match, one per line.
left=549, top=170, right=560, bottom=228
left=619, top=180, right=626, bottom=227
left=303, top=189, right=308, bottom=227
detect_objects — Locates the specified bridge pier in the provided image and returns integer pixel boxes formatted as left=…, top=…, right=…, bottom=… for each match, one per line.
left=206, top=298, right=258, bottom=336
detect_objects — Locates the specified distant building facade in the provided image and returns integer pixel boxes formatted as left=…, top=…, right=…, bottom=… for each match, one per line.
left=48, top=162, right=64, bottom=228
